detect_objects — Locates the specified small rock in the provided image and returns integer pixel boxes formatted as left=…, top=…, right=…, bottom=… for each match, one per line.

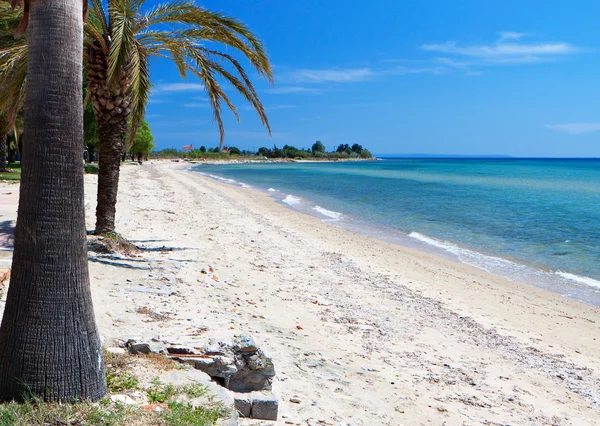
left=233, top=394, right=252, bottom=418
left=251, top=391, right=278, bottom=421
left=126, top=341, right=151, bottom=355
left=234, top=334, right=258, bottom=353
left=110, top=394, right=137, bottom=405
left=289, top=396, right=301, bottom=404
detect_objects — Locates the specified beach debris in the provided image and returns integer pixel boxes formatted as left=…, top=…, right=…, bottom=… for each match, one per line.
left=125, top=340, right=152, bottom=355
left=296, top=325, right=304, bottom=330
left=250, top=391, right=279, bottom=420
left=168, top=334, right=276, bottom=393
left=126, top=286, right=174, bottom=295
left=233, top=391, right=278, bottom=420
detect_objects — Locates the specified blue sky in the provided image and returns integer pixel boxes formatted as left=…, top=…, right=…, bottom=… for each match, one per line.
left=147, top=0, right=600, bottom=157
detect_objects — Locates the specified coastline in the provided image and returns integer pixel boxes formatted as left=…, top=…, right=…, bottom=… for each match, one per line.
left=0, top=161, right=599, bottom=424
left=192, top=160, right=600, bottom=308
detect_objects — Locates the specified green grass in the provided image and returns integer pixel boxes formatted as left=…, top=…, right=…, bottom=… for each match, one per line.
left=163, top=401, right=226, bottom=426
left=84, top=164, right=99, bottom=174
left=0, top=163, right=21, bottom=181
left=0, top=350, right=228, bottom=425
left=0, top=163, right=98, bottom=181
left=146, top=383, right=176, bottom=403
left=106, top=372, right=138, bottom=392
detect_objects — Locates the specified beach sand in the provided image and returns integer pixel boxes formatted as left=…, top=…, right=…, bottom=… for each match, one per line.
left=0, top=161, right=599, bottom=425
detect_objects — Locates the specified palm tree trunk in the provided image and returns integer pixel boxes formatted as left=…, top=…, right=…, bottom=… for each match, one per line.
left=94, top=120, right=126, bottom=235
left=0, top=134, right=8, bottom=172
left=0, top=0, right=106, bottom=401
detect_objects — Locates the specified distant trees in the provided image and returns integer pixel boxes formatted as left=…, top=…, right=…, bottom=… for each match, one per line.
left=312, top=140, right=326, bottom=154
left=255, top=141, right=373, bottom=160
left=129, top=121, right=154, bottom=162
left=151, top=140, right=374, bottom=160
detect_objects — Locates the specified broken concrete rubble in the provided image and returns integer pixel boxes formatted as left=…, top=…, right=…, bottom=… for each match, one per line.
left=167, top=333, right=278, bottom=420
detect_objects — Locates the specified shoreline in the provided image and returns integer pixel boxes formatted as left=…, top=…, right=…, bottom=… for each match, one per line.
left=191, top=161, right=600, bottom=309
left=0, top=162, right=599, bottom=424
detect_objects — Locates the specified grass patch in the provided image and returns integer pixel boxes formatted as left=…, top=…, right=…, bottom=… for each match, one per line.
left=163, top=401, right=227, bottom=426
left=147, top=382, right=177, bottom=403
left=0, top=397, right=150, bottom=426
left=0, top=163, right=21, bottom=181
left=0, top=349, right=229, bottom=425
left=143, top=352, right=185, bottom=371
left=106, top=372, right=138, bottom=392
left=84, top=164, right=99, bottom=174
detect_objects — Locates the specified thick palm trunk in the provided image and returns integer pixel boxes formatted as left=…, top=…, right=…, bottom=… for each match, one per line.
left=95, top=120, right=126, bottom=234
left=88, top=41, right=131, bottom=235
left=0, top=0, right=106, bottom=401
left=0, top=134, right=8, bottom=172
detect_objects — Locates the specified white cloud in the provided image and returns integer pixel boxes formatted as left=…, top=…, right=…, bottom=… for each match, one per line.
left=265, top=86, right=319, bottom=94
left=242, top=104, right=296, bottom=111
left=546, top=123, right=600, bottom=134
left=498, top=31, right=527, bottom=42
left=159, top=83, right=205, bottom=91
left=282, top=68, right=374, bottom=84
left=183, top=103, right=210, bottom=108
left=422, top=41, right=577, bottom=59
left=385, top=66, right=446, bottom=75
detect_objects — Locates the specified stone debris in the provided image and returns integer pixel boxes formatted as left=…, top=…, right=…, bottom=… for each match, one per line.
left=233, top=391, right=278, bottom=421
left=125, top=340, right=151, bottom=355
left=168, top=333, right=276, bottom=393
left=166, top=334, right=279, bottom=420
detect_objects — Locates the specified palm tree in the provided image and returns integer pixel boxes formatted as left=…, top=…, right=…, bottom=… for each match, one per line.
left=1, top=0, right=273, bottom=235
left=0, top=0, right=106, bottom=401
left=86, top=0, right=273, bottom=234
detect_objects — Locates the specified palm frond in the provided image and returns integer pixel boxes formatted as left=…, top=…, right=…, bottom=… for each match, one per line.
left=107, top=0, right=138, bottom=86
left=125, top=39, right=151, bottom=150
left=0, top=44, right=27, bottom=127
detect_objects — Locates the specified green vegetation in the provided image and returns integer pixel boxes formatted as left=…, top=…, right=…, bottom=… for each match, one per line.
left=106, top=372, right=138, bottom=393
left=0, top=163, right=20, bottom=181
left=151, top=141, right=373, bottom=161
left=127, top=120, right=155, bottom=162
left=163, top=401, right=224, bottom=426
left=0, top=349, right=227, bottom=425
left=147, top=382, right=177, bottom=403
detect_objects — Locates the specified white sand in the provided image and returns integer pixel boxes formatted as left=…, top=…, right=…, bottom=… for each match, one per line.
left=1, top=162, right=600, bottom=425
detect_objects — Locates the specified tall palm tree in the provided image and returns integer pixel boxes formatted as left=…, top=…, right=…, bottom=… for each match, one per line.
left=0, top=0, right=106, bottom=401
left=86, top=0, right=273, bottom=234
left=1, top=0, right=273, bottom=235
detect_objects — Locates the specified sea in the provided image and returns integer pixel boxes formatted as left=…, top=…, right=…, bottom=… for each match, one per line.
left=192, top=158, right=600, bottom=307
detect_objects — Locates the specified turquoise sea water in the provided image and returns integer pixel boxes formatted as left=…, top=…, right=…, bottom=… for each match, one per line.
left=193, top=159, right=600, bottom=306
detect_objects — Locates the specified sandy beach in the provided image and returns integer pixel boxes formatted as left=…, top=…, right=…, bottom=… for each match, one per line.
left=0, top=161, right=599, bottom=425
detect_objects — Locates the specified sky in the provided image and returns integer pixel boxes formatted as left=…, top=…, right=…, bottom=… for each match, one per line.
left=147, top=0, right=600, bottom=157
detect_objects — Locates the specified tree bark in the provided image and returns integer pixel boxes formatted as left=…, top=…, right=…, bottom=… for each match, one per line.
left=94, top=120, right=126, bottom=235
left=0, top=0, right=106, bottom=401
left=0, top=134, right=8, bottom=172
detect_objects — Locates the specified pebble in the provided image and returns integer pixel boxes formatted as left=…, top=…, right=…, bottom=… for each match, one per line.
left=289, top=396, right=301, bottom=403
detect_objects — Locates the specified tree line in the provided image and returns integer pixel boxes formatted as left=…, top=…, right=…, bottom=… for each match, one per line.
left=152, top=141, right=373, bottom=160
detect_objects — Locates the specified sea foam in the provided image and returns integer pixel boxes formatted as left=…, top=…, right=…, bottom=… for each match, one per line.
left=313, top=205, right=343, bottom=220
left=556, top=271, right=600, bottom=289
left=282, top=195, right=301, bottom=206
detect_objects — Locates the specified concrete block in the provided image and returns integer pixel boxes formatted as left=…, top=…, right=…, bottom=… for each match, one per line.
left=233, top=393, right=252, bottom=418
left=251, top=391, right=278, bottom=421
